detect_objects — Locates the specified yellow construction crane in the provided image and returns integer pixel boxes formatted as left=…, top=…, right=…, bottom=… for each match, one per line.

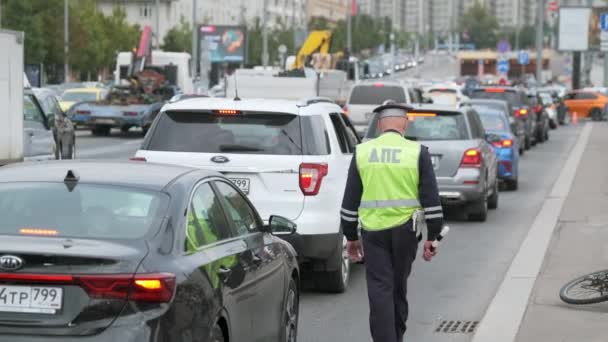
left=291, top=30, right=332, bottom=69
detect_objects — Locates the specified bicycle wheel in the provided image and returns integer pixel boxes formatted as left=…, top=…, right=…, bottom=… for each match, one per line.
left=560, top=270, right=608, bottom=305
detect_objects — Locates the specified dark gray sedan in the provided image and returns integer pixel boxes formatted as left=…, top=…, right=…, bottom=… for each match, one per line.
left=0, top=161, right=299, bottom=341
left=365, top=104, right=499, bottom=221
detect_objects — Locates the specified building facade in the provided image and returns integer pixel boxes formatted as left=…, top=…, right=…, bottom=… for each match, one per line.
left=97, top=0, right=308, bottom=44
left=307, top=0, right=348, bottom=25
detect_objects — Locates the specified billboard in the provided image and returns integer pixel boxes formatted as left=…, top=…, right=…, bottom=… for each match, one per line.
left=558, top=7, right=608, bottom=51
left=199, top=25, right=247, bottom=63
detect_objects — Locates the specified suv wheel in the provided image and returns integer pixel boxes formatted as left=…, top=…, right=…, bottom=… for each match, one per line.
left=316, top=236, right=349, bottom=293
left=505, top=178, right=518, bottom=191
left=488, top=181, right=499, bottom=210
left=467, top=197, right=488, bottom=222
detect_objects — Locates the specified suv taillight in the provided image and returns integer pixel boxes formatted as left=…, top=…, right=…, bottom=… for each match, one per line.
left=460, top=148, right=482, bottom=168
left=299, top=163, right=328, bottom=196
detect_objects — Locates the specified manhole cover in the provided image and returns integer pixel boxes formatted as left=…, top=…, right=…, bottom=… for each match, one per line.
left=435, top=320, right=478, bottom=333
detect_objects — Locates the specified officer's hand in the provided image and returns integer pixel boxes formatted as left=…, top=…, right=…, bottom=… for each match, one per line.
left=346, top=240, right=364, bottom=263
left=423, top=241, right=437, bottom=262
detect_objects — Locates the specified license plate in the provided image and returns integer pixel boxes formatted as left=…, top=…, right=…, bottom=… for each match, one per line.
left=431, top=155, right=440, bottom=169
left=0, top=285, right=63, bottom=314
left=95, top=119, right=114, bottom=125
left=229, top=178, right=250, bottom=194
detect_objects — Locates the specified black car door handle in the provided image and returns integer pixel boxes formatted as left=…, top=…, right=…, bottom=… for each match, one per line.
left=217, top=266, right=232, bottom=277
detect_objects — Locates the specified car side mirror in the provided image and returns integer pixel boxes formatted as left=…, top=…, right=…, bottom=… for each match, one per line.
left=266, top=215, right=297, bottom=236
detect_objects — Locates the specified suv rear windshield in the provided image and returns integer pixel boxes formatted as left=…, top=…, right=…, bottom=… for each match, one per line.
left=146, top=111, right=321, bottom=155
left=349, top=85, right=406, bottom=105
left=0, top=183, right=168, bottom=240
left=366, top=112, right=469, bottom=140
left=471, top=89, right=523, bottom=107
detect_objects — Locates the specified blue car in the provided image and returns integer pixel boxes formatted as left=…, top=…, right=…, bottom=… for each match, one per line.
left=474, top=105, right=520, bottom=190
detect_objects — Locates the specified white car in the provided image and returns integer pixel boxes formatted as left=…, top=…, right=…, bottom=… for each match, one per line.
left=426, top=84, right=470, bottom=104
left=135, top=97, right=359, bottom=292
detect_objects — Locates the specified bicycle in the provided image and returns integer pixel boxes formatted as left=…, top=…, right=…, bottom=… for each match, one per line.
left=559, top=270, right=608, bottom=305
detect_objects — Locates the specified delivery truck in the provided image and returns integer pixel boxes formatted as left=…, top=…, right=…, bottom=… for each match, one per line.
left=0, top=29, right=24, bottom=166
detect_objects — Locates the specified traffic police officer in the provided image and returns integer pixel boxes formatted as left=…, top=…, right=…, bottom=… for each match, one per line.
left=340, top=102, right=444, bottom=342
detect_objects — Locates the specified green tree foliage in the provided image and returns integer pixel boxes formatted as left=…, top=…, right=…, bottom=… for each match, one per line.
left=0, top=0, right=139, bottom=81
left=163, top=17, right=192, bottom=53
left=459, top=1, right=499, bottom=49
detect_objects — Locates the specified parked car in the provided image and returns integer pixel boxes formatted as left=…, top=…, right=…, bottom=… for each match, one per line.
left=527, top=92, right=550, bottom=144
left=365, top=104, right=499, bottom=222
left=33, top=87, right=76, bottom=159
left=344, top=81, right=415, bottom=136
left=23, top=88, right=56, bottom=161
left=469, top=104, right=520, bottom=190
left=463, top=99, right=525, bottom=156
left=59, top=87, right=108, bottom=113
left=563, top=90, right=608, bottom=121
left=135, top=97, right=360, bottom=292
left=470, top=87, right=535, bottom=150
left=0, top=161, right=299, bottom=341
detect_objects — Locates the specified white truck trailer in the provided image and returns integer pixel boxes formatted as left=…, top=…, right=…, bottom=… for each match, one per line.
left=0, top=29, right=24, bottom=166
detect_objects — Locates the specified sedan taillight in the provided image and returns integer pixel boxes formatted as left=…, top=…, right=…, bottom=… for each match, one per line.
left=0, top=272, right=176, bottom=303
left=299, top=163, right=328, bottom=196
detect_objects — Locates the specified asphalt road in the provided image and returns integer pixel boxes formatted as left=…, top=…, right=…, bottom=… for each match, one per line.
left=75, top=122, right=584, bottom=342
left=71, top=54, right=582, bottom=342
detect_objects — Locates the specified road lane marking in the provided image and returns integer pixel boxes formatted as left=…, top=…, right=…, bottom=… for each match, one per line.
left=471, top=123, right=593, bottom=342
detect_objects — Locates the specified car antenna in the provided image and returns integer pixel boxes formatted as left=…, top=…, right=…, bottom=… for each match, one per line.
left=64, top=169, right=79, bottom=192
left=233, top=72, right=241, bottom=101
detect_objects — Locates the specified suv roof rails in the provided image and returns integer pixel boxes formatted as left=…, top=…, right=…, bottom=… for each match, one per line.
left=297, top=97, right=335, bottom=107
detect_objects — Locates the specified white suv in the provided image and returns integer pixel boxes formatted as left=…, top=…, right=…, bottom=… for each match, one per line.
left=135, top=97, right=360, bottom=292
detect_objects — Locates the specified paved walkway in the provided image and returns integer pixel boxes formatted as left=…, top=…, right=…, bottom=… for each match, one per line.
left=516, top=122, right=608, bottom=341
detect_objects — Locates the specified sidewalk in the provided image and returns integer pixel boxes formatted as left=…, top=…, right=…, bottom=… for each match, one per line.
left=516, top=123, right=608, bottom=341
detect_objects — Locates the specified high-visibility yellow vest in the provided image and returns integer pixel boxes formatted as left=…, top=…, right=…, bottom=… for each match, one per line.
left=356, top=132, right=421, bottom=230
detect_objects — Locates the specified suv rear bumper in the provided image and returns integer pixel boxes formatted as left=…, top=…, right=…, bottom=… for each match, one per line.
left=437, top=168, right=485, bottom=206
left=280, top=232, right=340, bottom=264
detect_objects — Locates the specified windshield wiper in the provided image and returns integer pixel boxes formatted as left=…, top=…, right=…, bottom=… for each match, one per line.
left=219, top=144, right=264, bottom=152
left=404, top=136, right=418, bottom=141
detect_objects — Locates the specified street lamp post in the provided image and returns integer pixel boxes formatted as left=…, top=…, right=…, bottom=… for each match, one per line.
left=262, top=0, right=269, bottom=67
left=155, top=0, right=160, bottom=49
left=191, top=0, right=198, bottom=80
left=535, top=0, right=544, bottom=82
left=64, top=0, right=69, bottom=83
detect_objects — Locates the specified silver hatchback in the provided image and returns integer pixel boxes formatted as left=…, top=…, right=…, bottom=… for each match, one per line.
left=365, top=104, right=499, bottom=221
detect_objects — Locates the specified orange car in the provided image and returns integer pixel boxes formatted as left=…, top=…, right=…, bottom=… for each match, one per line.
left=563, top=90, right=608, bottom=120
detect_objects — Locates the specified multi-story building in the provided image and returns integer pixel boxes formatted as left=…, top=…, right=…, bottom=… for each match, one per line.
left=357, top=0, right=408, bottom=31
left=97, top=0, right=308, bottom=44
left=404, top=0, right=431, bottom=35
left=307, top=0, right=348, bottom=25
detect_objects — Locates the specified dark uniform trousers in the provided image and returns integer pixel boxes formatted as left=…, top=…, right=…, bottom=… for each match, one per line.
left=361, top=219, right=418, bottom=342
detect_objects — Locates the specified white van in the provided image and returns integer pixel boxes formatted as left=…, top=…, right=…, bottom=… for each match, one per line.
left=0, top=30, right=24, bottom=165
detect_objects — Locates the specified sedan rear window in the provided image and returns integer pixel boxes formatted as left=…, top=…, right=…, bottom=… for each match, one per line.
left=349, top=85, right=406, bottom=105
left=476, top=108, right=509, bottom=132
left=0, top=183, right=168, bottom=240
left=147, top=111, right=303, bottom=155
left=366, top=112, right=468, bottom=140
left=471, top=89, right=522, bottom=107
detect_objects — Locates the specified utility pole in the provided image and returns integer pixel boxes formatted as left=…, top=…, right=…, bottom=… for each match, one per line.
left=155, top=0, right=160, bottom=49
left=64, top=0, right=69, bottom=83
left=347, top=0, right=352, bottom=53
left=515, top=0, right=520, bottom=51
left=535, top=0, right=544, bottom=82
left=262, top=0, right=269, bottom=67
left=191, top=0, right=198, bottom=79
